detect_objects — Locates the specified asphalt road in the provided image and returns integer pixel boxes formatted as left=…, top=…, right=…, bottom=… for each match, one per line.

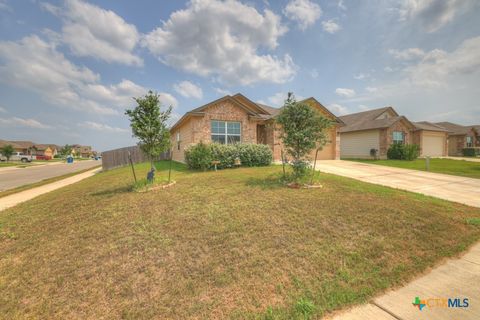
left=0, top=160, right=101, bottom=191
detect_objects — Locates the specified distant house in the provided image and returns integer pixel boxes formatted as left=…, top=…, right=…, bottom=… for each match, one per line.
left=0, top=140, right=35, bottom=154
left=338, top=107, right=448, bottom=159
left=169, top=93, right=344, bottom=163
left=435, top=122, right=480, bottom=156
left=33, top=144, right=53, bottom=158
left=47, top=145, right=61, bottom=157
left=73, top=145, right=93, bottom=158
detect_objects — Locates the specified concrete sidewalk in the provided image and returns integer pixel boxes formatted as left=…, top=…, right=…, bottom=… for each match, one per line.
left=315, top=160, right=480, bottom=207
left=0, top=167, right=100, bottom=211
left=326, top=242, right=480, bottom=319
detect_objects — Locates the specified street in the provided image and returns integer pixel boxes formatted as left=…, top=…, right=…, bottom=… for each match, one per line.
left=0, top=160, right=101, bottom=191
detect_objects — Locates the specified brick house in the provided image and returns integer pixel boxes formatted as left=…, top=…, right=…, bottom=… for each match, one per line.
left=0, top=140, right=35, bottom=154
left=339, top=107, right=448, bottom=158
left=169, top=93, right=344, bottom=163
left=434, top=122, right=480, bottom=156
left=32, top=144, right=53, bottom=158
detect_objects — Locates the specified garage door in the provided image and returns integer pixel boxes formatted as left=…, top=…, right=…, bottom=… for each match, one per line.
left=422, top=134, right=444, bottom=156
left=340, top=130, right=380, bottom=158
left=309, top=128, right=335, bottom=160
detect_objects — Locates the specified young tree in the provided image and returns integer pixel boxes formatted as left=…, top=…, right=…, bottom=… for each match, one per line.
left=59, top=145, right=73, bottom=158
left=125, top=91, right=172, bottom=176
left=1, top=144, right=14, bottom=162
left=276, top=93, right=332, bottom=182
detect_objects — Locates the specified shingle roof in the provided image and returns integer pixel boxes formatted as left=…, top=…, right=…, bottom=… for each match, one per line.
left=0, top=140, right=35, bottom=149
left=434, top=122, right=470, bottom=135
left=413, top=121, right=448, bottom=132
left=338, top=107, right=411, bottom=133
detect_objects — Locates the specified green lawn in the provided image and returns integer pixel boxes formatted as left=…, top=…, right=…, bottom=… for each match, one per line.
left=1, top=161, right=480, bottom=319
left=346, top=158, right=480, bottom=179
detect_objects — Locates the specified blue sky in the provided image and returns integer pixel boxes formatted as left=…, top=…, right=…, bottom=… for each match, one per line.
left=0, top=0, right=479, bottom=151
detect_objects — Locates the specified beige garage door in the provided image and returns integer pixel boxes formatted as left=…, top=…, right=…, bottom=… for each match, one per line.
left=422, top=134, right=444, bottom=156
left=309, top=129, right=335, bottom=160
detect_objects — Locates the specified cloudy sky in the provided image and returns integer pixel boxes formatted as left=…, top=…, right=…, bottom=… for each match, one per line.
left=0, top=0, right=479, bottom=151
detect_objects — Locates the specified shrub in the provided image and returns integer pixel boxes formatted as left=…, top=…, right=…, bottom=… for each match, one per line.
left=387, top=143, right=419, bottom=160
left=403, top=144, right=420, bottom=160
left=184, top=143, right=272, bottom=170
left=184, top=142, right=212, bottom=170
left=236, top=143, right=272, bottom=167
left=462, top=148, right=476, bottom=157
left=387, top=143, right=404, bottom=160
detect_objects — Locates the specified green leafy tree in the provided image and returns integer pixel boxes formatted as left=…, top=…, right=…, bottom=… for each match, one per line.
left=276, top=93, right=332, bottom=181
left=59, top=145, right=73, bottom=158
left=125, top=91, right=172, bottom=173
left=1, top=144, right=14, bottom=162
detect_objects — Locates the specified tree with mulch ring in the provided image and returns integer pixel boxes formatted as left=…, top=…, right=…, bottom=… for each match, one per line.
left=276, top=93, right=332, bottom=188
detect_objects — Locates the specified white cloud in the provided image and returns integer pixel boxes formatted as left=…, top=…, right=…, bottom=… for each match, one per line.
left=0, top=0, right=10, bottom=11
left=0, top=117, right=52, bottom=129
left=389, top=48, right=425, bottom=60
left=79, top=121, right=129, bottom=133
left=143, top=0, right=295, bottom=86
left=354, top=73, right=370, bottom=80
left=405, top=36, right=480, bottom=88
left=284, top=0, right=322, bottom=31
left=158, top=92, right=179, bottom=108
left=328, top=103, right=349, bottom=115
left=322, top=20, right=341, bottom=34
left=214, top=87, right=231, bottom=96
left=0, top=35, right=155, bottom=115
left=173, top=81, right=203, bottom=99
left=335, top=88, right=356, bottom=98
left=310, top=68, right=319, bottom=78
left=365, top=86, right=378, bottom=93
left=42, top=0, right=142, bottom=66
left=267, top=92, right=305, bottom=106
left=397, top=0, right=475, bottom=32
left=0, top=106, right=6, bottom=113
left=338, top=0, right=347, bottom=10
left=358, top=105, right=371, bottom=111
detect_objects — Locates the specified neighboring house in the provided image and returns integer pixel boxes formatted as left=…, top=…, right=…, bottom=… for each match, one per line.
left=169, top=93, right=344, bottom=163
left=434, top=122, right=480, bottom=156
left=73, top=145, right=93, bottom=158
left=339, top=107, right=448, bottom=159
left=0, top=140, right=35, bottom=154
left=33, top=144, right=53, bottom=158
left=47, top=144, right=61, bottom=157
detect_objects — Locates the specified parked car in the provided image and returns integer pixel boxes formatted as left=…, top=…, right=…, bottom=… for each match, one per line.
left=0, top=152, right=35, bottom=162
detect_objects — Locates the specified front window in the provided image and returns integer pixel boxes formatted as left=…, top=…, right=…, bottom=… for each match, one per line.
left=176, top=132, right=181, bottom=150
left=211, top=120, right=241, bottom=144
left=466, top=136, right=473, bottom=147
left=392, top=131, right=404, bottom=144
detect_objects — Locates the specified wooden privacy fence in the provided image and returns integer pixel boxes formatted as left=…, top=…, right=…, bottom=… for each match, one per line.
left=101, top=145, right=169, bottom=171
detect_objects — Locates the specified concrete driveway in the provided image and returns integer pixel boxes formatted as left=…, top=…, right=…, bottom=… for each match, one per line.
left=315, top=160, right=480, bottom=207
left=0, top=160, right=101, bottom=191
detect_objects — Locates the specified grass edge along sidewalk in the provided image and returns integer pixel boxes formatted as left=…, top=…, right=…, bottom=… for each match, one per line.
left=344, top=158, right=480, bottom=179
left=0, top=165, right=101, bottom=199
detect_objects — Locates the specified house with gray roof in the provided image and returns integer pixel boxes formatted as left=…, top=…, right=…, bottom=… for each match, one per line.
left=435, top=122, right=480, bottom=156
left=338, top=107, right=448, bottom=159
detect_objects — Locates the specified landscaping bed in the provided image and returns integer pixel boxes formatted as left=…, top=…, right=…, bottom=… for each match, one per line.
left=1, top=161, right=479, bottom=319
left=345, top=158, right=480, bottom=179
